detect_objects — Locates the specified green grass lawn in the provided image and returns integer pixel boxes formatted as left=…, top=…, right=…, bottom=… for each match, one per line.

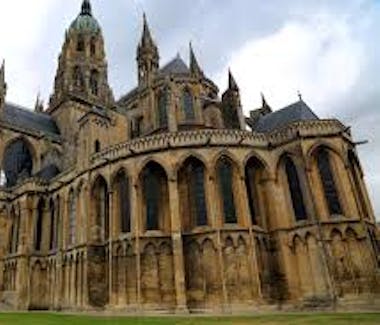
left=0, top=313, right=379, bottom=325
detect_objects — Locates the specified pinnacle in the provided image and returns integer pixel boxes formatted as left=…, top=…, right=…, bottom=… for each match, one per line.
left=81, top=0, right=92, bottom=16
left=228, top=69, right=239, bottom=91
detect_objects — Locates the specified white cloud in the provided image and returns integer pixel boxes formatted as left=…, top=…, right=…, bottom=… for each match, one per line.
left=218, top=14, right=364, bottom=115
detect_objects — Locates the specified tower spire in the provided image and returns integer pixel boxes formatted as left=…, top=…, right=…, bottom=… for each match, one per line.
left=141, top=12, right=154, bottom=47
left=81, top=0, right=92, bottom=16
left=0, top=59, right=6, bottom=114
left=260, top=92, right=272, bottom=114
left=228, top=68, right=239, bottom=91
left=137, top=13, right=159, bottom=85
left=189, top=42, right=204, bottom=77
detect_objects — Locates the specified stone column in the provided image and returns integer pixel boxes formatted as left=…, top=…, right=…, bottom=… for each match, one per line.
left=130, top=175, right=141, bottom=310
left=168, top=177, right=188, bottom=312
left=168, top=79, right=178, bottom=133
left=237, top=174, right=262, bottom=300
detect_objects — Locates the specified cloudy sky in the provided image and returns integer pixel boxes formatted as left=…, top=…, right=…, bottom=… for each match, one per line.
left=0, top=0, right=379, bottom=219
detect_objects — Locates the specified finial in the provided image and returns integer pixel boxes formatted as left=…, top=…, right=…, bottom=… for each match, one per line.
left=34, top=92, right=44, bottom=113
left=81, top=0, right=92, bottom=16
left=260, top=92, right=272, bottom=113
left=297, top=90, right=303, bottom=101
left=141, top=12, right=154, bottom=46
left=228, top=68, right=239, bottom=91
left=190, top=42, right=204, bottom=77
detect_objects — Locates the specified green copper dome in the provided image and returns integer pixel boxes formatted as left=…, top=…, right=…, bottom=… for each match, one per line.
left=69, top=0, right=101, bottom=34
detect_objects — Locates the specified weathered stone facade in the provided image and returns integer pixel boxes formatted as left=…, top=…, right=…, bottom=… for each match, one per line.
left=0, top=0, right=379, bottom=312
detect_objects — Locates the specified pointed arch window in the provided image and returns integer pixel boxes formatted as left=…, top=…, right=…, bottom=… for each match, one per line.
left=3, top=138, right=33, bottom=187
left=73, top=66, right=84, bottom=91
left=90, top=37, right=96, bottom=56
left=92, top=177, right=109, bottom=241
left=77, top=35, right=85, bottom=52
left=179, top=158, right=208, bottom=229
left=114, top=171, right=131, bottom=233
left=245, top=157, right=264, bottom=225
left=8, top=206, right=20, bottom=254
left=90, top=70, right=99, bottom=95
left=182, top=88, right=195, bottom=121
left=316, top=148, right=342, bottom=216
left=284, top=157, right=308, bottom=221
left=68, top=189, right=76, bottom=246
left=35, top=199, right=45, bottom=251
left=217, top=157, right=237, bottom=224
left=55, top=196, right=60, bottom=249
left=49, top=199, right=55, bottom=250
left=142, top=162, right=168, bottom=231
left=157, top=89, right=168, bottom=128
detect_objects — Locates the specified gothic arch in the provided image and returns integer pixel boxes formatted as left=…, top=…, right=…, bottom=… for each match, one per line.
left=216, top=155, right=238, bottom=224
left=136, top=156, right=172, bottom=181
left=178, top=156, right=208, bottom=230
left=2, top=137, right=35, bottom=187
left=139, top=161, right=170, bottom=232
left=91, top=175, right=109, bottom=242
left=306, top=142, right=347, bottom=169
left=174, top=151, right=209, bottom=175
left=242, top=151, right=270, bottom=177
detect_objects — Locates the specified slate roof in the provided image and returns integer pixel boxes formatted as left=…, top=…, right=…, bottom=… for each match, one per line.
left=3, top=103, right=60, bottom=136
left=254, top=100, right=319, bottom=133
left=158, top=55, right=190, bottom=76
left=35, top=164, right=61, bottom=182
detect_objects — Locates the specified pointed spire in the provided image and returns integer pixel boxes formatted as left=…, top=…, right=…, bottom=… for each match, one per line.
left=0, top=59, right=6, bottom=113
left=81, top=0, right=92, bottom=16
left=228, top=69, right=239, bottom=91
left=260, top=92, right=272, bottom=114
left=0, top=59, right=4, bottom=85
left=189, top=42, right=204, bottom=77
left=34, top=93, right=44, bottom=113
left=141, top=12, right=155, bottom=48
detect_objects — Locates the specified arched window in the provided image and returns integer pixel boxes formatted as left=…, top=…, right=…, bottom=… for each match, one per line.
left=92, top=176, right=109, bottom=241
left=245, top=157, right=264, bottom=225
left=217, top=157, right=237, bottom=224
left=182, top=88, right=195, bottom=121
left=141, top=162, right=168, bottom=231
left=113, top=170, right=131, bottom=233
left=95, top=140, right=101, bottom=153
left=90, top=70, right=99, bottom=95
left=73, top=66, right=84, bottom=91
left=55, top=196, right=60, bottom=249
left=179, top=157, right=208, bottom=230
left=348, top=150, right=369, bottom=219
left=284, top=157, right=307, bottom=221
left=8, top=206, right=19, bottom=254
left=49, top=199, right=55, bottom=250
left=157, top=90, right=168, bottom=128
left=77, top=35, right=85, bottom=52
left=68, top=189, right=76, bottom=246
left=90, top=37, right=96, bottom=56
left=316, top=148, right=342, bottom=216
left=3, top=138, right=33, bottom=187
left=35, top=199, right=45, bottom=251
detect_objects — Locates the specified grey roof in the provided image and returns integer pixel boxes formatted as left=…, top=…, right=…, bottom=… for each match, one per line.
left=3, top=103, right=60, bottom=136
left=254, top=100, right=319, bottom=133
left=35, top=164, right=61, bottom=182
left=159, top=55, right=190, bottom=76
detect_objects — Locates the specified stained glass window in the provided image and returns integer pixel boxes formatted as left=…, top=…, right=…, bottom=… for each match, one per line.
left=157, top=90, right=168, bottom=128
left=115, top=171, right=131, bottom=233
left=183, top=89, right=195, bottom=121
left=49, top=199, right=55, bottom=250
left=35, top=199, right=45, bottom=251
left=218, top=158, right=237, bottom=224
left=316, top=148, right=342, bottom=216
left=68, top=189, right=76, bottom=246
left=284, top=157, right=308, bottom=221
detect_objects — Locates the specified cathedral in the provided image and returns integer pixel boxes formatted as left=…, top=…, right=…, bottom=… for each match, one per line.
left=0, top=0, right=379, bottom=312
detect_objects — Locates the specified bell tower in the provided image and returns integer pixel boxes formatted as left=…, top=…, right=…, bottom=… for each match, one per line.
left=137, top=14, right=159, bottom=87
left=49, top=0, right=113, bottom=110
